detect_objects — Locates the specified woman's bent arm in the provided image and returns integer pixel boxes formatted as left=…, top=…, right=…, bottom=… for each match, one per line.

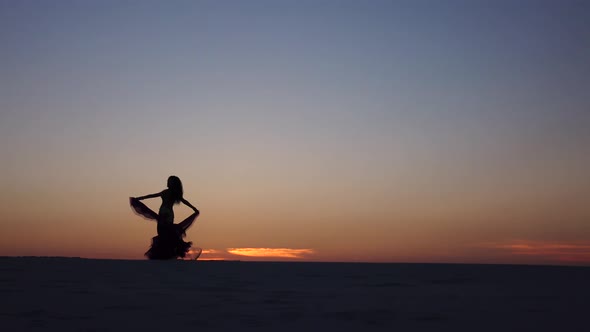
left=181, top=198, right=199, bottom=213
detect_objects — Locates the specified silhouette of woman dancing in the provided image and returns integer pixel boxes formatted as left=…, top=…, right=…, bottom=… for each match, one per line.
left=130, top=176, right=200, bottom=259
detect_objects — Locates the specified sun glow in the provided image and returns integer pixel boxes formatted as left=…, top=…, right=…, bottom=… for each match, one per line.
left=226, top=248, right=315, bottom=259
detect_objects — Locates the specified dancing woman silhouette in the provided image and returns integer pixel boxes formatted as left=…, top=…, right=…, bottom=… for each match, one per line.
left=130, top=176, right=200, bottom=259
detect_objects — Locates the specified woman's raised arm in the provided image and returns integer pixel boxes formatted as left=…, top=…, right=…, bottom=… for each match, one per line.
left=135, top=192, right=162, bottom=200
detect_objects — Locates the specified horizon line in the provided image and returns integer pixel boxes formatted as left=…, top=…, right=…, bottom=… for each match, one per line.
left=1, top=255, right=589, bottom=268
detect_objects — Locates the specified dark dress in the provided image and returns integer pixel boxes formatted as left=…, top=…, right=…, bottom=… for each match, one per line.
left=129, top=197, right=199, bottom=259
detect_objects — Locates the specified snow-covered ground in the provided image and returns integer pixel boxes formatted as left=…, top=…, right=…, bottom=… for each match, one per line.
left=1, top=257, right=588, bottom=331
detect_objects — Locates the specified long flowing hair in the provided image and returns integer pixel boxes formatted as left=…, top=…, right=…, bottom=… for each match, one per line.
left=167, top=175, right=183, bottom=204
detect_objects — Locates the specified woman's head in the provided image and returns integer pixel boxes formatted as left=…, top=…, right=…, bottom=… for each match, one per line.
left=167, top=175, right=183, bottom=203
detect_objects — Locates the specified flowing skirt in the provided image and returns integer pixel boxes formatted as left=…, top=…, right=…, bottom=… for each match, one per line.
left=129, top=197, right=199, bottom=260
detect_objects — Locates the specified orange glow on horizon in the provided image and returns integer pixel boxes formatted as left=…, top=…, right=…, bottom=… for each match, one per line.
left=200, top=249, right=222, bottom=255
left=195, top=249, right=230, bottom=261
left=479, top=241, right=590, bottom=264
left=226, top=248, right=315, bottom=259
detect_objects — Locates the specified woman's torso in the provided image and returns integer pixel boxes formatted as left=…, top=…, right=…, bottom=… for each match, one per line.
left=158, top=189, right=175, bottom=223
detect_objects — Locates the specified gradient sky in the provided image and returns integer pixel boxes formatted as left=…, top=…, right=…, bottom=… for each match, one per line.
left=1, top=0, right=589, bottom=265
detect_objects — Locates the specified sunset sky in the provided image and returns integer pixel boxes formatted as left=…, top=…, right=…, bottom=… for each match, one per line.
left=1, top=1, right=589, bottom=265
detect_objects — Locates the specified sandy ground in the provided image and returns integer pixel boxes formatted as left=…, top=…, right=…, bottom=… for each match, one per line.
left=1, top=257, right=588, bottom=331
